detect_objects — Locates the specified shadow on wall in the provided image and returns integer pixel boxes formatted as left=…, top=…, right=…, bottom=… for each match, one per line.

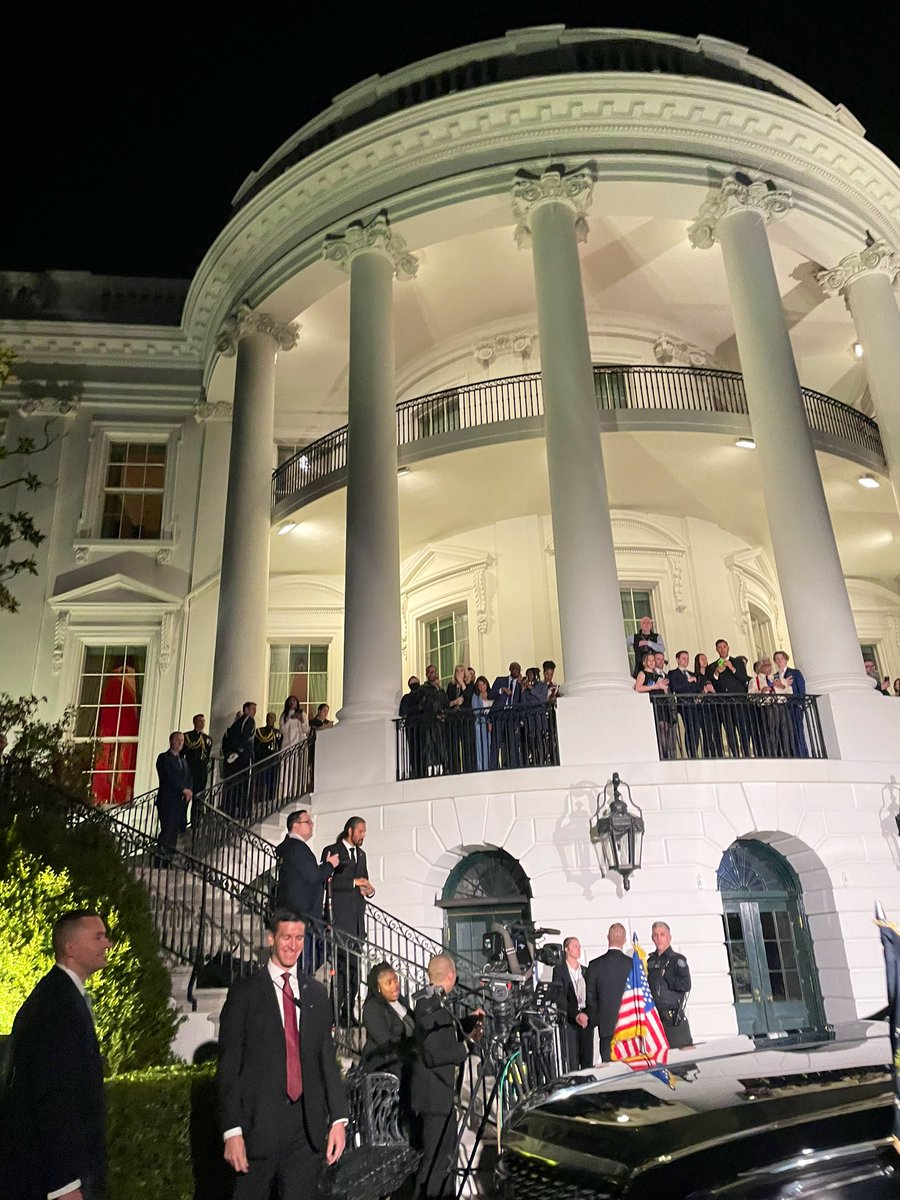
left=556, top=783, right=606, bottom=899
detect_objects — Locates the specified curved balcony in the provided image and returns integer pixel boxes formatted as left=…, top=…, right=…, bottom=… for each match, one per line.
left=271, top=365, right=885, bottom=519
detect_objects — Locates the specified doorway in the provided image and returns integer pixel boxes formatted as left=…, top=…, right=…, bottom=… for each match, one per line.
left=439, top=850, right=532, bottom=983
left=718, top=839, right=825, bottom=1036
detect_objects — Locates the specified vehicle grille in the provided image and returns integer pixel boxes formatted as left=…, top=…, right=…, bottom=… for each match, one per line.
left=496, top=1151, right=615, bottom=1199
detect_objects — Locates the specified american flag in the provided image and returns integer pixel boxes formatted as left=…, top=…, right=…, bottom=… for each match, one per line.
left=611, top=935, right=671, bottom=1079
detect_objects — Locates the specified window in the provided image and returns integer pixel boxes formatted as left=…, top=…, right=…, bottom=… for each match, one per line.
left=100, top=441, right=167, bottom=539
left=749, top=604, right=775, bottom=663
left=860, top=643, right=881, bottom=674
left=74, top=644, right=147, bottom=805
left=620, top=588, right=654, bottom=672
left=423, top=607, right=469, bottom=684
left=268, top=643, right=329, bottom=719
left=276, top=442, right=309, bottom=469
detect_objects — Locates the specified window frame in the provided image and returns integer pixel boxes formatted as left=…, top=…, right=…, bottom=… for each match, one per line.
left=620, top=585, right=656, bottom=673
left=76, top=422, right=181, bottom=554
left=267, top=640, right=332, bottom=720
left=419, top=603, right=470, bottom=685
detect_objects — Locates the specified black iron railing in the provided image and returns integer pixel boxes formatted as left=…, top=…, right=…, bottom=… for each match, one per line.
left=649, top=692, right=826, bottom=761
left=272, top=365, right=884, bottom=509
left=208, top=736, right=314, bottom=826
left=394, top=703, right=560, bottom=781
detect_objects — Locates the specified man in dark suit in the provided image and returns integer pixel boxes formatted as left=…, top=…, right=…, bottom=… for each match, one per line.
left=275, top=811, right=339, bottom=973
left=155, top=731, right=193, bottom=864
left=551, top=936, right=593, bottom=1069
left=667, top=650, right=706, bottom=758
left=412, top=955, right=482, bottom=1199
left=586, top=923, right=633, bottom=1062
left=707, top=639, right=751, bottom=756
left=222, top=701, right=257, bottom=817
left=489, top=661, right=524, bottom=768
left=181, top=713, right=212, bottom=804
left=218, top=909, right=348, bottom=1198
left=1, top=909, right=111, bottom=1200
left=321, top=816, right=375, bottom=1025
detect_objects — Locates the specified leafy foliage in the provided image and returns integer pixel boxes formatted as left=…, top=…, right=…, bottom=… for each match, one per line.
left=0, top=776, right=181, bottom=1072
left=105, top=1062, right=230, bottom=1200
left=0, top=692, right=93, bottom=797
left=0, top=345, right=59, bottom=613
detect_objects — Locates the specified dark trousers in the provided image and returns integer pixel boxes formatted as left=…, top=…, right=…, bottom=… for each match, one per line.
left=599, top=1035, right=614, bottom=1062
left=223, top=757, right=251, bottom=819
left=156, top=796, right=183, bottom=860
left=233, top=1097, right=321, bottom=1200
left=564, top=1021, right=594, bottom=1070
left=418, top=1109, right=458, bottom=1199
left=333, top=943, right=361, bottom=1024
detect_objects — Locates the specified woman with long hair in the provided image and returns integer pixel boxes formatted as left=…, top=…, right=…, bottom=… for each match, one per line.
left=471, top=675, right=492, bottom=771
left=278, top=695, right=309, bottom=799
left=694, top=652, right=722, bottom=758
left=446, top=664, right=472, bottom=772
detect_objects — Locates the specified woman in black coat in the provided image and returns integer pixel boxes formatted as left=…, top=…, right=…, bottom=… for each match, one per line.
left=361, top=961, right=416, bottom=1081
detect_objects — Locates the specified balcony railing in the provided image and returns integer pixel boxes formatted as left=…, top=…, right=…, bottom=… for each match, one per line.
left=394, top=703, right=560, bottom=781
left=272, top=365, right=884, bottom=512
left=649, top=693, right=827, bottom=761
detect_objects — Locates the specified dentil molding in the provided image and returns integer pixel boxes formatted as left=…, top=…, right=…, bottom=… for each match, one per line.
left=215, top=302, right=300, bottom=357
left=323, top=210, right=419, bottom=280
left=688, top=171, right=793, bottom=249
left=817, top=237, right=900, bottom=295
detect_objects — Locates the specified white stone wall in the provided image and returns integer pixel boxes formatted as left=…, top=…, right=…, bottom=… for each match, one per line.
left=303, top=757, right=900, bottom=1039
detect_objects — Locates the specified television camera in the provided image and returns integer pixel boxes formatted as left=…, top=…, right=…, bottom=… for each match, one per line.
left=479, top=921, right=564, bottom=1044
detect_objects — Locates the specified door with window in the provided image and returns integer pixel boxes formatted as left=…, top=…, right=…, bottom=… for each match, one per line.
left=620, top=587, right=654, bottom=674
left=439, top=850, right=532, bottom=986
left=719, top=840, right=825, bottom=1036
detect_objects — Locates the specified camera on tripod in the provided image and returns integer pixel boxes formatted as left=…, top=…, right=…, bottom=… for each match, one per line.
left=481, top=920, right=563, bottom=978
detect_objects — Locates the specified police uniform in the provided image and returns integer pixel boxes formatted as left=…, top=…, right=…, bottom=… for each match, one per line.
left=647, top=945, right=693, bottom=1048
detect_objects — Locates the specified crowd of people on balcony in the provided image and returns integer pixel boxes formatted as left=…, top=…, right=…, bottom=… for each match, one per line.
left=397, top=659, right=560, bottom=774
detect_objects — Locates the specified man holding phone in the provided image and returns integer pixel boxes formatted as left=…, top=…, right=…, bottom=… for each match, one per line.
left=707, top=639, right=750, bottom=756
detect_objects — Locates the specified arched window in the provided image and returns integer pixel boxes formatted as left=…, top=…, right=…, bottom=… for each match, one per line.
left=439, top=850, right=532, bottom=966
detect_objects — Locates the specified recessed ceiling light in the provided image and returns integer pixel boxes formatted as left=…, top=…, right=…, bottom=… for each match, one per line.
left=397, top=465, right=411, bottom=477
left=858, top=474, right=880, bottom=489
left=616, top=1114, right=631, bottom=1124
left=277, top=522, right=297, bottom=535
left=852, top=341, right=864, bottom=359
left=735, top=437, right=756, bottom=450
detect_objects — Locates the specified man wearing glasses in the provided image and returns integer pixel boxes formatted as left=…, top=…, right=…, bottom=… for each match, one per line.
left=275, top=811, right=339, bottom=973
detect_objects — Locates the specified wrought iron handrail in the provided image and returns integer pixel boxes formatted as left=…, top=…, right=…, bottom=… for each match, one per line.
left=394, top=702, right=560, bottom=781
left=648, top=691, right=827, bottom=761
left=272, top=365, right=884, bottom=509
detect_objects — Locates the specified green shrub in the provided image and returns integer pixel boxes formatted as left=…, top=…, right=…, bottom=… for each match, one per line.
left=105, top=1062, right=231, bottom=1200
left=0, top=782, right=181, bottom=1071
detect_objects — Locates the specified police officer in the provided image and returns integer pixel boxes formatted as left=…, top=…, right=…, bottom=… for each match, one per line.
left=646, top=921, right=693, bottom=1048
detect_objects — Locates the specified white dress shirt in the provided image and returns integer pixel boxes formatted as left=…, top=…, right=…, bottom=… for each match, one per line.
left=47, top=966, right=94, bottom=1200
left=567, top=962, right=586, bottom=1010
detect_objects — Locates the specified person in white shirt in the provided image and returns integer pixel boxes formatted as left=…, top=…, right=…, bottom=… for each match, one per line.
left=551, top=936, right=593, bottom=1068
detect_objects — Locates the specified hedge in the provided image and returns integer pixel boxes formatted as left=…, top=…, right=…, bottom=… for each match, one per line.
left=106, top=1062, right=231, bottom=1200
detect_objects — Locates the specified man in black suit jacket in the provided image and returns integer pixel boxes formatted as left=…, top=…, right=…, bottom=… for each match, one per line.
left=222, top=701, right=257, bottom=817
left=551, top=936, right=593, bottom=1069
left=667, top=651, right=707, bottom=759
left=586, top=923, right=633, bottom=1062
left=1, top=909, right=111, bottom=1200
left=275, top=811, right=339, bottom=973
left=321, top=816, right=375, bottom=1025
left=489, top=662, right=524, bottom=768
left=412, top=955, right=482, bottom=1199
left=155, top=730, right=193, bottom=863
left=217, top=909, right=348, bottom=1198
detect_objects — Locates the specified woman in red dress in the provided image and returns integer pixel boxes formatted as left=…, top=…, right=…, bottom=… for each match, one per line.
left=91, top=662, right=140, bottom=805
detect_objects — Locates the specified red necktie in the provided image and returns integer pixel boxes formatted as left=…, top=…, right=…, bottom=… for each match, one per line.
left=281, top=972, right=303, bottom=1101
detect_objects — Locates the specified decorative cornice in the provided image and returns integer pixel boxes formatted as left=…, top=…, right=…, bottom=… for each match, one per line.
left=817, top=238, right=900, bottom=296
left=473, top=331, right=536, bottom=365
left=192, top=394, right=233, bottom=423
left=322, top=210, right=418, bottom=280
left=688, top=171, right=793, bottom=250
left=51, top=611, right=69, bottom=675
left=511, top=165, right=594, bottom=248
left=215, top=302, right=300, bottom=357
left=16, top=380, right=81, bottom=418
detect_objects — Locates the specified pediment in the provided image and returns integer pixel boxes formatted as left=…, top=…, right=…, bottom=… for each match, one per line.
left=50, top=572, right=181, bottom=610
left=401, top=543, right=493, bottom=591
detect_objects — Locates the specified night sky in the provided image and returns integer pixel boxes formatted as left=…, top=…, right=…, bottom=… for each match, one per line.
left=5, top=3, right=900, bottom=281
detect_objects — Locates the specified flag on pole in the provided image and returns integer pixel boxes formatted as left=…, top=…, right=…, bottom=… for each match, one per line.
left=874, top=901, right=900, bottom=1156
left=611, top=935, right=672, bottom=1085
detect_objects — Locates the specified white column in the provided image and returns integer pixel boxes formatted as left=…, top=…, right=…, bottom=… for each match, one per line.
left=689, top=174, right=869, bottom=698
left=512, top=168, right=632, bottom=694
left=210, top=306, right=298, bottom=738
left=818, top=240, right=900, bottom=516
left=323, top=213, right=417, bottom=724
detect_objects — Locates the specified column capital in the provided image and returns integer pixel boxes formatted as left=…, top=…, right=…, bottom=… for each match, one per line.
left=688, top=171, right=792, bottom=250
left=816, top=238, right=900, bottom=296
left=323, top=210, right=418, bottom=280
left=215, top=302, right=300, bottom=357
left=511, top=165, right=594, bottom=248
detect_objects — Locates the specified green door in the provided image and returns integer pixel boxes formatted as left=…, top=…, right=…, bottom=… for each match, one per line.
left=439, top=850, right=532, bottom=987
left=719, top=841, right=825, bottom=1036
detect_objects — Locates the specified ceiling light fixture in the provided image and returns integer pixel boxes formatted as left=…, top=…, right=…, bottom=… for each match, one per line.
left=734, top=437, right=756, bottom=450
left=858, top=474, right=880, bottom=489
left=397, top=465, right=411, bottom=477
left=277, top=522, right=297, bottom=535
left=852, top=342, right=864, bottom=359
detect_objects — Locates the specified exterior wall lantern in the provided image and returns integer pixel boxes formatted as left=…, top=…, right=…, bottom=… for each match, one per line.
left=590, top=772, right=644, bottom=891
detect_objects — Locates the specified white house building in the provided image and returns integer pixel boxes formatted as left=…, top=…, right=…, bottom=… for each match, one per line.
left=3, top=26, right=900, bottom=1043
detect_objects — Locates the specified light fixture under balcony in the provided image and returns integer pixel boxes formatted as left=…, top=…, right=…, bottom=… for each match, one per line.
left=397, top=465, right=410, bottom=477
left=852, top=341, right=864, bottom=359
left=734, top=437, right=756, bottom=450
left=858, top=474, right=880, bottom=489
left=277, top=522, right=297, bottom=535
